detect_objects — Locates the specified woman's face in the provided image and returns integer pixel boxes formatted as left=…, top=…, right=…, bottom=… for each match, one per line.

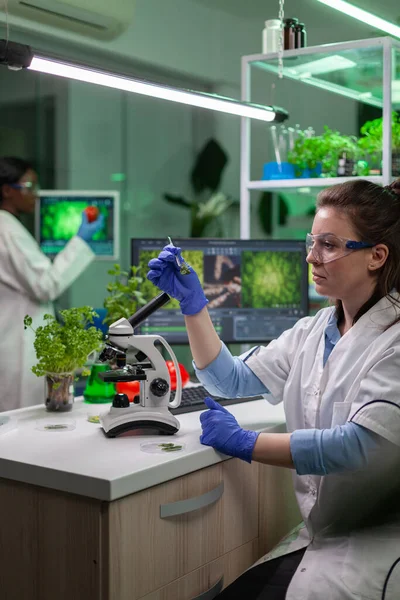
left=2, top=169, right=39, bottom=215
left=307, top=206, right=376, bottom=301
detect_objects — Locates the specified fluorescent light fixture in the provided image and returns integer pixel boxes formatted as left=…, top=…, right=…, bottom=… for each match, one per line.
left=287, top=55, right=357, bottom=77
left=315, top=0, right=400, bottom=39
left=28, top=56, right=288, bottom=122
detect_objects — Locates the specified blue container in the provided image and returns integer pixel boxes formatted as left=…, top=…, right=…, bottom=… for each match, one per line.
left=262, top=162, right=295, bottom=180
left=262, top=162, right=322, bottom=180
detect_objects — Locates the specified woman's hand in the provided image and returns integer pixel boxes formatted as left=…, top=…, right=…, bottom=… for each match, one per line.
left=147, top=244, right=208, bottom=315
left=199, top=396, right=259, bottom=463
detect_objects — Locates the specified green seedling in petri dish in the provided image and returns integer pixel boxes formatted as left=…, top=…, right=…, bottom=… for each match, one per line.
left=158, top=442, right=183, bottom=452
left=44, top=424, right=68, bottom=430
left=167, top=237, right=191, bottom=275
left=88, top=415, right=100, bottom=424
left=163, top=446, right=182, bottom=452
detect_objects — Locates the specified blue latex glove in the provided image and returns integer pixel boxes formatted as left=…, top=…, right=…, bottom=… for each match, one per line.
left=147, top=244, right=208, bottom=316
left=199, top=397, right=260, bottom=463
left=77, top=211, right=105, bottom=242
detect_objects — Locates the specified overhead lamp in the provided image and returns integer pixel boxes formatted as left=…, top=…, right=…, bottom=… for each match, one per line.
left=315, top=0, right=400, bottom=39
left=0, top=39, right=288, bottom=123
left=0, top=39, right=33, bottom=70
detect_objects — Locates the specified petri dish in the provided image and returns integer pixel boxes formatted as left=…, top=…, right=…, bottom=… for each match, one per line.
left=0, top=415, right=17, bottom=435
left=36, top=418, right=76, bottom=432
left=140, top=441, right=186, bottom=454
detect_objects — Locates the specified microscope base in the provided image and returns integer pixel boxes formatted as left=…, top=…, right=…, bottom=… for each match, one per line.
left=101, top=407, right=180, bottom=438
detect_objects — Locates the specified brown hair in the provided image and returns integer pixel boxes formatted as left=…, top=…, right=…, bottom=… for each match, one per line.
left=316, top=179, right=400, bottom=328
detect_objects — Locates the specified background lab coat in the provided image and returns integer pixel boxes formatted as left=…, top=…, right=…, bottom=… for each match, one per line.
left=246, top=295, right=400, bottom=600
left=0, top=210, right=95, bottom=412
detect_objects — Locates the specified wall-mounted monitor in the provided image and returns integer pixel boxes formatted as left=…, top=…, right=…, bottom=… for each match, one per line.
left=35, top=190, right=119, bottom=260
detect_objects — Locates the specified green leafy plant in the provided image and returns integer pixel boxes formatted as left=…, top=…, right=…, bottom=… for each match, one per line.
left=103, top=264, right=147, bottom=326
left=24, top=307, right=103, bottom=378
left=358, top=112, right=400, bottom=156
left=288, top=127, right=359, bottom=177
left=164, top=138, right=238, bottom=237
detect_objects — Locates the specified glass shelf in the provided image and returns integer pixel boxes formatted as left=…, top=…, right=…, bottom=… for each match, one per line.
left=244, top=37, right=400, bottom=109
left=247, top=175, right=384, bottom=193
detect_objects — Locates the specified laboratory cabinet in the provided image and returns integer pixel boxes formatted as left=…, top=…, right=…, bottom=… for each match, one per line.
left=0, top=398, right=299, bottom=600
left=0, top=459, right=298, bottom=600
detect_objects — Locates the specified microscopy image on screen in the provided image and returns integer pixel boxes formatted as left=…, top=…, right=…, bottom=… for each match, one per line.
left=40, top=200, right=109, bottom=242
left=242, top=251, right=302, bottom=309
left=137, top=249, right=204, bottom=310
left=203, top=254, right=242, bottom=309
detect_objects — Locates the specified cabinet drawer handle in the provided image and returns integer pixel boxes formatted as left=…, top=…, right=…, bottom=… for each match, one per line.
left=160, top=481, right=224, bottom=518
left=192, top=576, right=224, bottom=600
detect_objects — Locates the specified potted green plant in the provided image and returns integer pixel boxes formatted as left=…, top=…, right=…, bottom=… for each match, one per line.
left=288, top=127, right=359, bottom=177
left=358, top=112, right=400, bottom=175
left=24, top=307, right=103, bottom=412
left=103, top=264, right=147, bottom=326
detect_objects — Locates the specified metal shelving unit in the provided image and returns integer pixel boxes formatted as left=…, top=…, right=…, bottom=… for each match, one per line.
left=240, top=37, right=400, bottom=238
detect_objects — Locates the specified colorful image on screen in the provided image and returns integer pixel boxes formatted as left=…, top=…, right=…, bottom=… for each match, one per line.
left=203, top=254, right=242, bottom=308
left=41, top=200, right=108, bottom=241
left=241, top=251, right=303, bottom=309
left=37, top=193, right=118, bottom=259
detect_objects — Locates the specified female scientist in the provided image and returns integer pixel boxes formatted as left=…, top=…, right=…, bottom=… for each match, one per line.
left=0, top=157, right=104, bottom=412
left=148, top=178, right=400, bottom=600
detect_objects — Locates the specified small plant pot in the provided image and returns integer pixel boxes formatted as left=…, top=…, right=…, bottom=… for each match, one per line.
left=45, top=373, right=74, bottom=412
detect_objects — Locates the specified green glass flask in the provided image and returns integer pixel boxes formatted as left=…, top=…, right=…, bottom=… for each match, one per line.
left=84, top=363, right=115, bottom=404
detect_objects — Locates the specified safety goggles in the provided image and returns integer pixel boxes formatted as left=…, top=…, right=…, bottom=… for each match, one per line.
left=306, top=233, right=375, bottom=264
left=10, top=181, right=40, bottom=195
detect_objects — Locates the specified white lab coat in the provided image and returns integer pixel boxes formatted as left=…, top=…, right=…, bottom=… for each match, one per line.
left=0, top=210, right=95, bottom=412
left=246, top=294, right=400, bottom=600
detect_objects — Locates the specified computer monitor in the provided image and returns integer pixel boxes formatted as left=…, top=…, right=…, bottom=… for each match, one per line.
left=35, top=190, right=120, bottom=260
left=131, top=238, right=309, bottom=344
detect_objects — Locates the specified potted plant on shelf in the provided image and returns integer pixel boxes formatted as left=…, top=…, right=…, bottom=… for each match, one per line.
left=358, top=112, right=400, bottom=175
left=24, top=307, right=103, bottom=412
left=288, top=127, right=359, bottom=178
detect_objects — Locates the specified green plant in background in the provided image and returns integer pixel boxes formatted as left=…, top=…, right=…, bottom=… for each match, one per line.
left=288, top=126, right=358, bottom=177
left=164, top=138, right=238, bottom=237
left=103, top=264, right=147, bottom=325
left=358, top=112, right=400, bottom=158
left=23, top=307, right=103, bottom=378
left=241, top=251, right=302, bottom=308
left=138, top=249, right=204, bottom=309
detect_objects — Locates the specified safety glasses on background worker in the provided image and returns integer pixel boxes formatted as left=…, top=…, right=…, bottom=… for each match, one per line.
left=9, top=181, right=40, bottom=195
left=306, top=233, right=375, bottom=264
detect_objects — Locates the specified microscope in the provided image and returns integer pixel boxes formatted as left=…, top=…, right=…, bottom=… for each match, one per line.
left=98, top=292, right=182, bottom=438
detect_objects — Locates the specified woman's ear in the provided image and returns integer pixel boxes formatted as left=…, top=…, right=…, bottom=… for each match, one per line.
left=1, top=184, right=14, bottom=200
left=368, top=244, right=389, bottom=271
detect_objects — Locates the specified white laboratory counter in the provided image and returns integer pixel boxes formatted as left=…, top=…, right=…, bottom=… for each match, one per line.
left=0, top=398, right=299, bottom=600
left=0, top=397, right=286, bottom=501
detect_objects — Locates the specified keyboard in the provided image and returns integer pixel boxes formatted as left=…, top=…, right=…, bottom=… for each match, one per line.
left=169, top=385, right=262, bottom=415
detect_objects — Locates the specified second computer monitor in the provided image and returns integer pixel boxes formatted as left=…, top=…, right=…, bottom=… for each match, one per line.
left=36, top=190, right=119, bottom=260
left=131, top=238, right=308, bottom=344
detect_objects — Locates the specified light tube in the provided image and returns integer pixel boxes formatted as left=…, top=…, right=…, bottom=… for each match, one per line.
left=315, top=0, right=400, bottom=39
left=29, top=56, right=288, bottom=122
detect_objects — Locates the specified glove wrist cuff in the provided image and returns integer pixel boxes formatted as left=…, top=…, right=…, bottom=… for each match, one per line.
left=238, top=430, right=260, bottom=463
left=180, top=295, right=209, bottom=316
